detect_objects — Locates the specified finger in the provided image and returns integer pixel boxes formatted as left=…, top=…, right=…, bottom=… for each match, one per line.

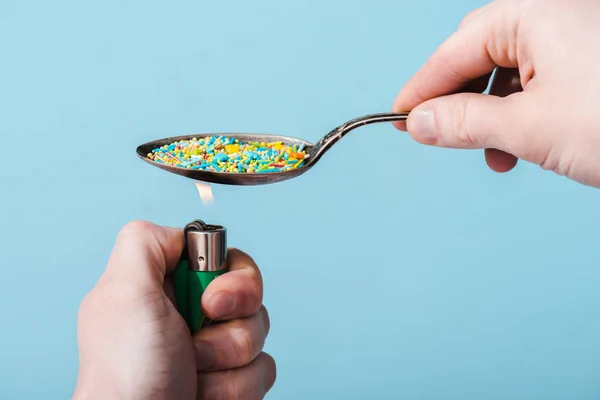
left=485, top=148, right=518, bottom=173
left=202, top=248, right=263, bottom=320
left=196, top=352, right=276, bottom=400
left=103, top=221, right=184, bottom=289
left=394, top=72, right=492, bottom=131
left=392, top=10, right=520, bottom=127
left=194, top=306, right=270, bottom=372
left=483, top=67, right=523, bottom=173
left=406, top=92, right=549, bottom=166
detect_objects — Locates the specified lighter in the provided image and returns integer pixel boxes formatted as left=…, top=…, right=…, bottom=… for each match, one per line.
left=174, top=219, right=228, bottom=334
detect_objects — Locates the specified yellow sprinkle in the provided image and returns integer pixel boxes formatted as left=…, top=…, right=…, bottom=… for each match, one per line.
left=225, top=144, right=240, bottom=154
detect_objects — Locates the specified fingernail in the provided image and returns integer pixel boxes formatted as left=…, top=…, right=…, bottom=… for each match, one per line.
left=195, top=341, right=215, bottom=371
left=409, top=107, right=438, bottom=144
left=207, top=292, right=235, bottom=317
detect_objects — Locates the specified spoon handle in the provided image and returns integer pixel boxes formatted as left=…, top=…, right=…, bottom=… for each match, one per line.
left=314, top=112, right=409, bottom=157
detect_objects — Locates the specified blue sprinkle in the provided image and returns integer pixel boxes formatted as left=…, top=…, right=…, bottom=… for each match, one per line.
left=257, top=168, right=281, bottom=173
left=212, top=162, right=221, bottom=172
left=297, top=144, right=305, bottom=152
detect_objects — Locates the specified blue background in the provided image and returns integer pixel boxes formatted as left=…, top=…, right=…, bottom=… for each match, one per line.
left=2, top=0, right=600, bottom=398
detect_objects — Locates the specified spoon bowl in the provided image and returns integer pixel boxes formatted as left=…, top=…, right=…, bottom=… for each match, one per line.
left=136, top=112, right=408, bottom=185
left=137, top=132, right=314, bottom=185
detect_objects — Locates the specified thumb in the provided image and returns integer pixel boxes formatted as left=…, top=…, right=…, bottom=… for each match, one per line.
left=406, top=92, right=548, bottom=165
left=102, top=220, right=185, bottom=290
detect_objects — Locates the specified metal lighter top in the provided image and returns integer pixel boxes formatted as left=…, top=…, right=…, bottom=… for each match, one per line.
left=184, top=219, right=227, bottom=272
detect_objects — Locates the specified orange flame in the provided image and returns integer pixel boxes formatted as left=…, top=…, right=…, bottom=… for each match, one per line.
left=194, top=182, right=214, bottom=206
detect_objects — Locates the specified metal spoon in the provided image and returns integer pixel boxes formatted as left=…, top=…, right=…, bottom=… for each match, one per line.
left=136, top=112, right=408, bottom=185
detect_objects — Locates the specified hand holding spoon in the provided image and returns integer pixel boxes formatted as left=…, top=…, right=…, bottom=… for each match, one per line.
left=136, top=112, right=408, bottom=185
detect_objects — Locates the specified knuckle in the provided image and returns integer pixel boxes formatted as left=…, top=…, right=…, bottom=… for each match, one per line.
left=248, top=271, right=263, bottom=299
left=201, top=375, right=243, bottom=400
left=118, top=220, right=157, bottom=239
left=538, top=148, right=557, bottom=172
left=228, top=247, right=251, bottom=262
left=433, top=47, right=467, bottom=83
left=230, top=327, right=255, bottom=364
left=239, top=269, right=263, bottom=309
left=259, top=305, right=271, bottom=335
left=539, top=145, right=571, bottom=177
left=261, top=353, right=277, bottom=390
left=510, top=113, right=549, bottom=164
left=459, top=9, right=478, bottom=29
left=451, top=99, right=474, bottom=146
left=244, top=265, right=261, bottom=284
left=222, top=379, right=244, bottom=400
left=231, top=249, right=261, bottom=273
left=116, top=220, right=166, bottom=268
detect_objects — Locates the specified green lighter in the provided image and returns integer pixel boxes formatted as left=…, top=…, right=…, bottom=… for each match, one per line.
left=174, top=219, right=228, bottom=334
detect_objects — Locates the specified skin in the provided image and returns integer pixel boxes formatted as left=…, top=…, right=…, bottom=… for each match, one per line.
left=73, top=1, right=600, bottom=398
left=73, top=221, right=276, bottom=400
left=392, top=0, right=600, bottom=188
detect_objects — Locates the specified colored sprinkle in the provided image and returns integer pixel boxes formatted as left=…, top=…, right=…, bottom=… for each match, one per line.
left=147, top=136, right=309, bottom=174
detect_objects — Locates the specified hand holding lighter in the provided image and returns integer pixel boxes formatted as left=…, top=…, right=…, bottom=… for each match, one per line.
left=174, top=219, right=228, bottom=334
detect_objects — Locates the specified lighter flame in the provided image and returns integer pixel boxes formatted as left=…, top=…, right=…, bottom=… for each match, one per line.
left=195, top=182, right=214, bottom=206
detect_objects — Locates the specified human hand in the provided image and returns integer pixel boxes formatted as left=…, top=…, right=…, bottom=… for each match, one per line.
left=392, top=0, right=600, bottom=188
left=73, top=221, right=275, bottom=399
